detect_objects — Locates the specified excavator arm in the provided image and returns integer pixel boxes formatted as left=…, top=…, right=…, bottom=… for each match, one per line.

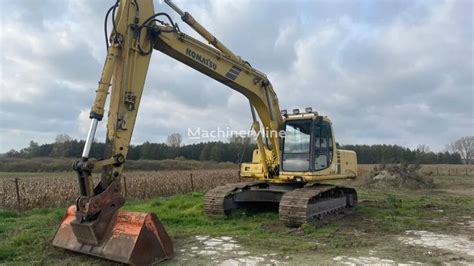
left=73, top=0, right=156, bottom=218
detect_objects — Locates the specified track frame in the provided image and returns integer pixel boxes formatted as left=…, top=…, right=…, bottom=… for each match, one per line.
left=204, top=181, right=357, bottom=227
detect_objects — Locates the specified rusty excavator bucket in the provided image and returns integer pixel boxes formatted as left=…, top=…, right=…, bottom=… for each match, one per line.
left=53, top=205, right=173, bottom=264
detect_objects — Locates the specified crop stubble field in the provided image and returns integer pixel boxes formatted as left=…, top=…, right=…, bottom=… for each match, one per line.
left=1, top=164, right=473, bottom=211
left=0, top=169, right=242, bottom=210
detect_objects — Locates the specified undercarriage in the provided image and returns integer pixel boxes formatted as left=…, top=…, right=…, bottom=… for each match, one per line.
left=204, top=181, right=358, bottom=227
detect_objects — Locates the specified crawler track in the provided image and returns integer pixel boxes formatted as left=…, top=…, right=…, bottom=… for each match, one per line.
left=203, top=181, right=264, bottom=216
left=279, top=185, right=357, bottom=227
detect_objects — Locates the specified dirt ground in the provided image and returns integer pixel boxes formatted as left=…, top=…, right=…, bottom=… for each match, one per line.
left=165, top=175, right=474, bottom=265
left=1, top=174, right=473, bottom=265
left=167, top=215, right=474, bottom=265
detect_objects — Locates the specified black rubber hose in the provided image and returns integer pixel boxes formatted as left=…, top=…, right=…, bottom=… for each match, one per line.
left=137, top=12, right=178, bottom=55
left=104, top=5, right=115, bottom=49
left=142, top=12, right=175, bottom=28
left=138, top=32, right=154, bottom=55
left=111, top=3, right=118, bottom=32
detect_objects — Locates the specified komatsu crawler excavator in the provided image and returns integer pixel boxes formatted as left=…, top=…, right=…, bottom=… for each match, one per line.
left=53, top=0, right=358, bottom=264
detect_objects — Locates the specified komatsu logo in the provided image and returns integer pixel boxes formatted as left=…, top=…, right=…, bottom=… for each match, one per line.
left=186, top=48, right=217, bottom=70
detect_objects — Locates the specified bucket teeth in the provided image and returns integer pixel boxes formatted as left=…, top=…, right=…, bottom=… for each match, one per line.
left=53, top=205, right=173, bottom=265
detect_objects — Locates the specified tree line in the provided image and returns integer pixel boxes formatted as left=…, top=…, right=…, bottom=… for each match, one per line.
left=342, top=144, right=462, bottom=164
left=5, top=134, right=256, bottom=163
left=4, top=133, right=467, bottom=164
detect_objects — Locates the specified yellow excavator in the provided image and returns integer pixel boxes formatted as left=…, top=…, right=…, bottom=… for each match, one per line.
left=53, top=0, right=358, bottom=264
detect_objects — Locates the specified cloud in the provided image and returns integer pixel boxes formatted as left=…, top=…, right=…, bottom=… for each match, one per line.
left=0, top=0, right=472, bottom=153
left=269, top=0, right=473, bottom=150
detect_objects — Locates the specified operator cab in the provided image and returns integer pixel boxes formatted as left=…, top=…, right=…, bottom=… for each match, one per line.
left=280, top=108, right=334, bottom=172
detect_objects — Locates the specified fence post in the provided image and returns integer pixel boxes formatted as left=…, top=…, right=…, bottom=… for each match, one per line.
left=467, top=168, right=469, bottom=176
left=436, top=167, right=439, bottom=176
left=190, top=173, right=194, bottom=192
left=14, top=178, right=21, bottom=213
left=123, top=175, right=128, bottom=198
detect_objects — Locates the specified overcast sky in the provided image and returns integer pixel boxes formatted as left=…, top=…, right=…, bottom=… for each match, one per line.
left=0, top=0, right=472, bottom=153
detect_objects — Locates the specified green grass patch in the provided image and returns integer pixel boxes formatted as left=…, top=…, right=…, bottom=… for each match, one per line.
left=1, top=181, right=473, bottom=264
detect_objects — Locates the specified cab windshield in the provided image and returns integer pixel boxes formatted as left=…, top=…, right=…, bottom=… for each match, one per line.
left=282, top=120, right=311, bottom=171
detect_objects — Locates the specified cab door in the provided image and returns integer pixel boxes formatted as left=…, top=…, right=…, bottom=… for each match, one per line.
left=312, top=119, right=334, bottom=171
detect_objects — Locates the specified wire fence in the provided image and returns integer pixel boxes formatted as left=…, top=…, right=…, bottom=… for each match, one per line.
left=0, top=169, right=242, bottom=212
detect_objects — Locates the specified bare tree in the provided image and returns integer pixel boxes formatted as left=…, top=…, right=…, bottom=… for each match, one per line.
left=51, top=134, right=73, bottom=157
left=416, top=144, right=431, bottom=153
left=228, top=134, right=255, bottom=145
left=166, top=133, right=182, bottom=158
left=166, top=133, right=182, bottom=148
left=448, top=136, right=474, bottom=164
left=55, top=134, right=72, bottom=143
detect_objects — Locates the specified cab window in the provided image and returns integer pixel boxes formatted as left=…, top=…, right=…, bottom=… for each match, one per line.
left=313, top=121, right=333, bottom=170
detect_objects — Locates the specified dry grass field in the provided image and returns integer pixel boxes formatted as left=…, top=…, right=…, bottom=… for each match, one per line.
left=1, top=164, right=473, bottom=211
left=0, top=169, right=242, bottom=211
left=357, top=164, right=474, bottom=177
